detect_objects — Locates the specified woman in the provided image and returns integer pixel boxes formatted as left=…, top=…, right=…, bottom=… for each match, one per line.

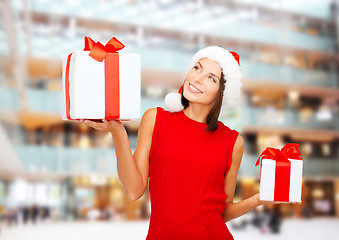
left=77, top=46, right=280, bottom=239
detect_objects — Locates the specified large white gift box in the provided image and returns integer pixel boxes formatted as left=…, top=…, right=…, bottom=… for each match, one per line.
left=62, top=36, right=140, bottom=120
left=256, top=143, right=303, bottom=203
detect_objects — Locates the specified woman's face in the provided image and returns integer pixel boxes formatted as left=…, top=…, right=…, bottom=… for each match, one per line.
left=183, top=57, right=222, bottom=106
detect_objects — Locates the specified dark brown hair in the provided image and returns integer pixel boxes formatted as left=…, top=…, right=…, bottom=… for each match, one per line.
left=181, top=71, right=226, bottom=132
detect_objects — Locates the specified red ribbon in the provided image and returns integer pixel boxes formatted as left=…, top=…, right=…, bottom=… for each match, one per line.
left=255, top=143, right=302, bottom=202
left=84, top=36, right=125, bottom=62
left=65, top=36, right=124, bottom=120
left=65, top=53, right=73, bottom=120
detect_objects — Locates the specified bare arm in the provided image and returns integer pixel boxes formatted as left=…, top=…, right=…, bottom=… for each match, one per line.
left=222, top=134, right=285, bottom=222
left=78, top=108, right=157, bottom=201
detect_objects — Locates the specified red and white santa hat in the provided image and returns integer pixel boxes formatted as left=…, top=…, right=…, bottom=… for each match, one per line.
left=164, top=46, right=242, bottom=112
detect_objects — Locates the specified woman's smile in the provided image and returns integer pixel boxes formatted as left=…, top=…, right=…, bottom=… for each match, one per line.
left=188, top=83, right=203, bottom=93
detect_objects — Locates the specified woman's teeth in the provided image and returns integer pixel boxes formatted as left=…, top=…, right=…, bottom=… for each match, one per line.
left=189, top=84, right=202, bottom=93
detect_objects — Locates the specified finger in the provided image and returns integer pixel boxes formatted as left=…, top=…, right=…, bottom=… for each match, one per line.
left=91, top=119, right=104, bottom=123
left=84, top=120, right=103, bottom=129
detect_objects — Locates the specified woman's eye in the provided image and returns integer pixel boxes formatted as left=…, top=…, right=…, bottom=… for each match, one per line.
left=210, top=77, right=216, bottom=82
left=194, top=66, right=200, bottom=71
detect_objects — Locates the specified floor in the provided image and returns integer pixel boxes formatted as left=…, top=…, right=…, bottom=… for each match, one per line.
left=0, top=217, right=338, bottom=240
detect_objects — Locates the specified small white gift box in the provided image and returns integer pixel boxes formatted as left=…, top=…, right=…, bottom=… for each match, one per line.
left=256, top=143, right=303, bottom=203
left=62, top=37, right=140, bottom=120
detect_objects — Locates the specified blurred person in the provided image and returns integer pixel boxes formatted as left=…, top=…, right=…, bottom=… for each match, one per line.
left=78, top=46, right=287, bottom=240
left=0, top=205, right=5, bottom=232
left=229, top=211, right=251, bottom=230
left=99, top=206, right=109, bottom=221
left=259, top=207, right=270, bottom=234
left=268, top=205, right=282, bottom=234
left=31, top=205, right=39, bottom=224
left=39, top=206, right=49, bottom=222
left=105, top=206, right=112, bottom=221
left=23, top=206, right=30, bottom=224
left=251, top=206, right=267, bottom=230
left=301, top=204, right=313, bottom=218
left=43, top=206, right=50, bottom=221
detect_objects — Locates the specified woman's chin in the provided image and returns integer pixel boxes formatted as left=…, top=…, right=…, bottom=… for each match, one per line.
left=185, top=96, right=204, bottom=105
left=184, top=94, right=198, bottom=103
left=187, top=96, right=215, bottom=107
left=184, top=92, right=212, bottom=105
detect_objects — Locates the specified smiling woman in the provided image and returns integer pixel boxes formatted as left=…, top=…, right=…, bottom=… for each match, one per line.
left=78, top=46, right=281, bottom=240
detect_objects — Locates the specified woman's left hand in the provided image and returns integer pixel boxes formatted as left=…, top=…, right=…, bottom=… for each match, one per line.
left=253, top=193, right=300, bottom=206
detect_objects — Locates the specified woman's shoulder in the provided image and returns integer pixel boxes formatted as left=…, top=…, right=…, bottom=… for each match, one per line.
left=140, top=108, right=157, bottom=131
left=141, top=107, right=168, bottom=128
left=217, top=121, right=239, bottom=134
left=142, top=108, right=157, bottom=120
left=142, top=107, right=167, bottom=119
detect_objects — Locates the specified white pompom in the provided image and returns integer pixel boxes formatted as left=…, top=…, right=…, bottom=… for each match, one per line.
left=164, top=92, right=184, bottom=112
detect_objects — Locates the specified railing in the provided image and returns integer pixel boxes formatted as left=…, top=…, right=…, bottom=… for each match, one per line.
left=235, top=0, right=333, bottom=19
left=136, top=48, right=338, bottom=88
left=14, top=144, right=123, bottom=175
left=12, top=145, right=339, bottom=177
left=0, top=86, right=164, bottom=115
left=242, top=61, right=337, bottom=88
left=1, top=86, right=338, bottom=130
left=241, top=105, right=338, bottom=130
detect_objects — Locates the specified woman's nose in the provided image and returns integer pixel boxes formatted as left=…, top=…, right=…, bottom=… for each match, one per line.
left=193, top=74, right=204, bottom=83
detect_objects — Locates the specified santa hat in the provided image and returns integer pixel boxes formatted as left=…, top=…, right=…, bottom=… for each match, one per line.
left=164, top=46, right=242, bottom=112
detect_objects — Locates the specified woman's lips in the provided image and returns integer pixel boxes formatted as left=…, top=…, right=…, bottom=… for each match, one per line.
left=188, top=83, right=203, bottom=93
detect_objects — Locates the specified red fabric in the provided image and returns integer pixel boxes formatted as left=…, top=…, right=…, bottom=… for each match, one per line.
left=146, top=107, right=239, bottom=240
left=65, top=53, right=73, bottom=120
left=229, top=51, right=240, bottom=66
left=274, top=161, right=291, bottom=202
left=104, top=53, right=120, bottom=119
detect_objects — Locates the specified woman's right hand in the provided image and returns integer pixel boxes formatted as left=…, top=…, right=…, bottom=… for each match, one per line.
left=76, top=119, right=125, bottom=134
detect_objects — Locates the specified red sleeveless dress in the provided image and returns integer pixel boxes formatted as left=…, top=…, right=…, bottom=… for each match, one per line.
left=146, top=107, right=239, bottom=240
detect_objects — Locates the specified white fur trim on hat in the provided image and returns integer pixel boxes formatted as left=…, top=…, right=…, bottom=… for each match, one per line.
left=164, top=92, right=184, bottom=112
left=164, top=46, right=242, bottom=112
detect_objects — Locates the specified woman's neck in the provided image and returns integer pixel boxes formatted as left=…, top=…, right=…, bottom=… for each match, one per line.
left=183, top=103, right=213, bottom=123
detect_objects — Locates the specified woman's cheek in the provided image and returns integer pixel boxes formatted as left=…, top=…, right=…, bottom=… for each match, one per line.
left=210, top=87, right=220, bottom=101
left=206, top=83, right=218, bottom=96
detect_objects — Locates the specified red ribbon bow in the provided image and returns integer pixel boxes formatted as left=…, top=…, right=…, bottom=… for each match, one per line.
left=255, top=143, right=302, bottom=167
left=84, top=36, right=125, bottom=62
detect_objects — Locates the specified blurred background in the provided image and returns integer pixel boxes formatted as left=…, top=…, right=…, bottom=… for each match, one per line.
left=0, top=0, right=339, bottom=239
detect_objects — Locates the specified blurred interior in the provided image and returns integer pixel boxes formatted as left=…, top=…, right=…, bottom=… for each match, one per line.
left=0, top=0, right=339, bottom=239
